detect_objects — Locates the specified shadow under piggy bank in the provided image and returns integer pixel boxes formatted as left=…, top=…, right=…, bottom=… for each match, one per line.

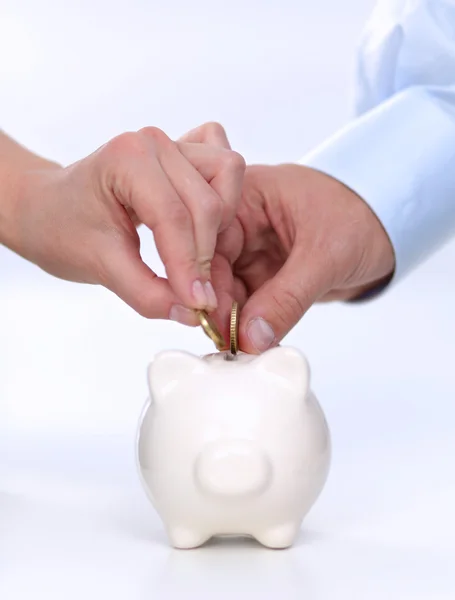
left=155, top=543, right=311, bottom=599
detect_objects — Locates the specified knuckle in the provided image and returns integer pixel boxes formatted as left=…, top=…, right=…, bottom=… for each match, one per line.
left=270, top=287, right=307, bottom=328
left=173, top=254, right=198, bottom=273
left=199, top=194, right=223, bottom=225
left=139, top=126, right=170, bottom=146
left=203, top=121, right=227, bottom=139
left=164, top=201, right=192, bottom=230
left=223, top=150, right=246, bottom=173
left=103, top=131, right=144, bottom=160
left=197, top=255, right=213, bottom=274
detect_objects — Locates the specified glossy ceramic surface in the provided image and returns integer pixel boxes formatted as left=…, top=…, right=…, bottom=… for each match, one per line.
left=136, top=346, right=331, bottom=549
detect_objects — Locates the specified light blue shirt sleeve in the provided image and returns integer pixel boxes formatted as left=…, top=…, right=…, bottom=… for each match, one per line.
left=298, top=0, right=455, bottom=292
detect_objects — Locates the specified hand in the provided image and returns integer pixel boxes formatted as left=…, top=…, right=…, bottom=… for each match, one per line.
left=1, top=124, right=245, bottom=318
left=208, top=163, right=396, bottom=353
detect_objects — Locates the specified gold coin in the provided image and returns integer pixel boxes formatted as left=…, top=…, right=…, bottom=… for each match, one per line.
left=196, top=310, right=226, bottom=350
left=230, top=301, right=239, bottom=355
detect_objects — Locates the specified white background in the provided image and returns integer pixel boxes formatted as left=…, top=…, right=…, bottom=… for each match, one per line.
left=1, top=1, right=455, bottom=598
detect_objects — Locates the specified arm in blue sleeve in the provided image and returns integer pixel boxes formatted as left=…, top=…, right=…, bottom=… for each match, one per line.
left=298, top=0, right=455, bottom=291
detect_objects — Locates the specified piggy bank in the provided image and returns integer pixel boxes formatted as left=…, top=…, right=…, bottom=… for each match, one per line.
left=136, top=346, right=331, bottom=549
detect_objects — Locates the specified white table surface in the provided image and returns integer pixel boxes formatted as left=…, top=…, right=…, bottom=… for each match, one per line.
left=2, top=0, right=455, bottom=597
left=2, top=241, right=455, bottom=599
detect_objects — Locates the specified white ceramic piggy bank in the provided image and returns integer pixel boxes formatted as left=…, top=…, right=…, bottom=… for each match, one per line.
left=136, top=346, right=331, bottom=549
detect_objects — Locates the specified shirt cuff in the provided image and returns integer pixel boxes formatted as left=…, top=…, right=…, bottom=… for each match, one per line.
left=298, top=85, right=455, bottom=296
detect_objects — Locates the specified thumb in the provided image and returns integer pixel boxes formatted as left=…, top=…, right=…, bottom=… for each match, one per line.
left=97, top=237, right=198, bottom=324
left=238, top=250, right=328, bottom=354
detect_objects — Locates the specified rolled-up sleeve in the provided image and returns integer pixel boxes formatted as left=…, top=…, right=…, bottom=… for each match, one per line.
left=299, top=0, right=455, bottom=288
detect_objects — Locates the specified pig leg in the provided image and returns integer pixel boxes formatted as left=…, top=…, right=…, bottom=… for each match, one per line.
left=254, top=523, right=299, bottom=549
left=167, top=526, right=211, bottom=549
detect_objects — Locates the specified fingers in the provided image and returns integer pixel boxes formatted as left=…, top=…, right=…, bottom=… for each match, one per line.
left=190, top=219, right=245, bottom=342
left=97, top=235, right=184, bottom=320
left=99, top=127, right=244, bottom=312
left=178, top=142, right=246, bottom=231
left=199, top=252, right=248, bottom=346
left=215, top=218, right=244, bottom=265
left=152, top=132, right=243, bottom=284
left=170, top=221, right=246, bottom=343
left=138, top=127, right=244, bottom=299
left=114, top=142, right=210, bottom=310
left=238, top=248, right=330, bottom=354
left=178, top=123, right=243, bottom=232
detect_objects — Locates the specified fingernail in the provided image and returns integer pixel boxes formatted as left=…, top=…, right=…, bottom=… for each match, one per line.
left=192, top=280, right=208, bottom=307
left=204, top=281, right=218, bottom=309
left=169, top=304, right=197, bottom=326
left=247, top=317, right=275, bottom=352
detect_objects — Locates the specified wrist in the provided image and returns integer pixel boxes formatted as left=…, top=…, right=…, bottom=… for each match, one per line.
left=316, top=166, right=396, bottom=294
left=0, top=134, right=62, bottom=251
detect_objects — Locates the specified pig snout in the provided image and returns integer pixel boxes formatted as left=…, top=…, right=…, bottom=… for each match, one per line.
left=194, top=439, right=272, bottom=498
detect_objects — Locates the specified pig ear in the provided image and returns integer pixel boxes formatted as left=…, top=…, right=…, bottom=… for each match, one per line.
left=147, top=350, right=207, bottom=402
left=254, top=346, right=310, bottom=393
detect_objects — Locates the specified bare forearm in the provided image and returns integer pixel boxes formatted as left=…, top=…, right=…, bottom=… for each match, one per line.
left=0, top=131, right=61, bottom=250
